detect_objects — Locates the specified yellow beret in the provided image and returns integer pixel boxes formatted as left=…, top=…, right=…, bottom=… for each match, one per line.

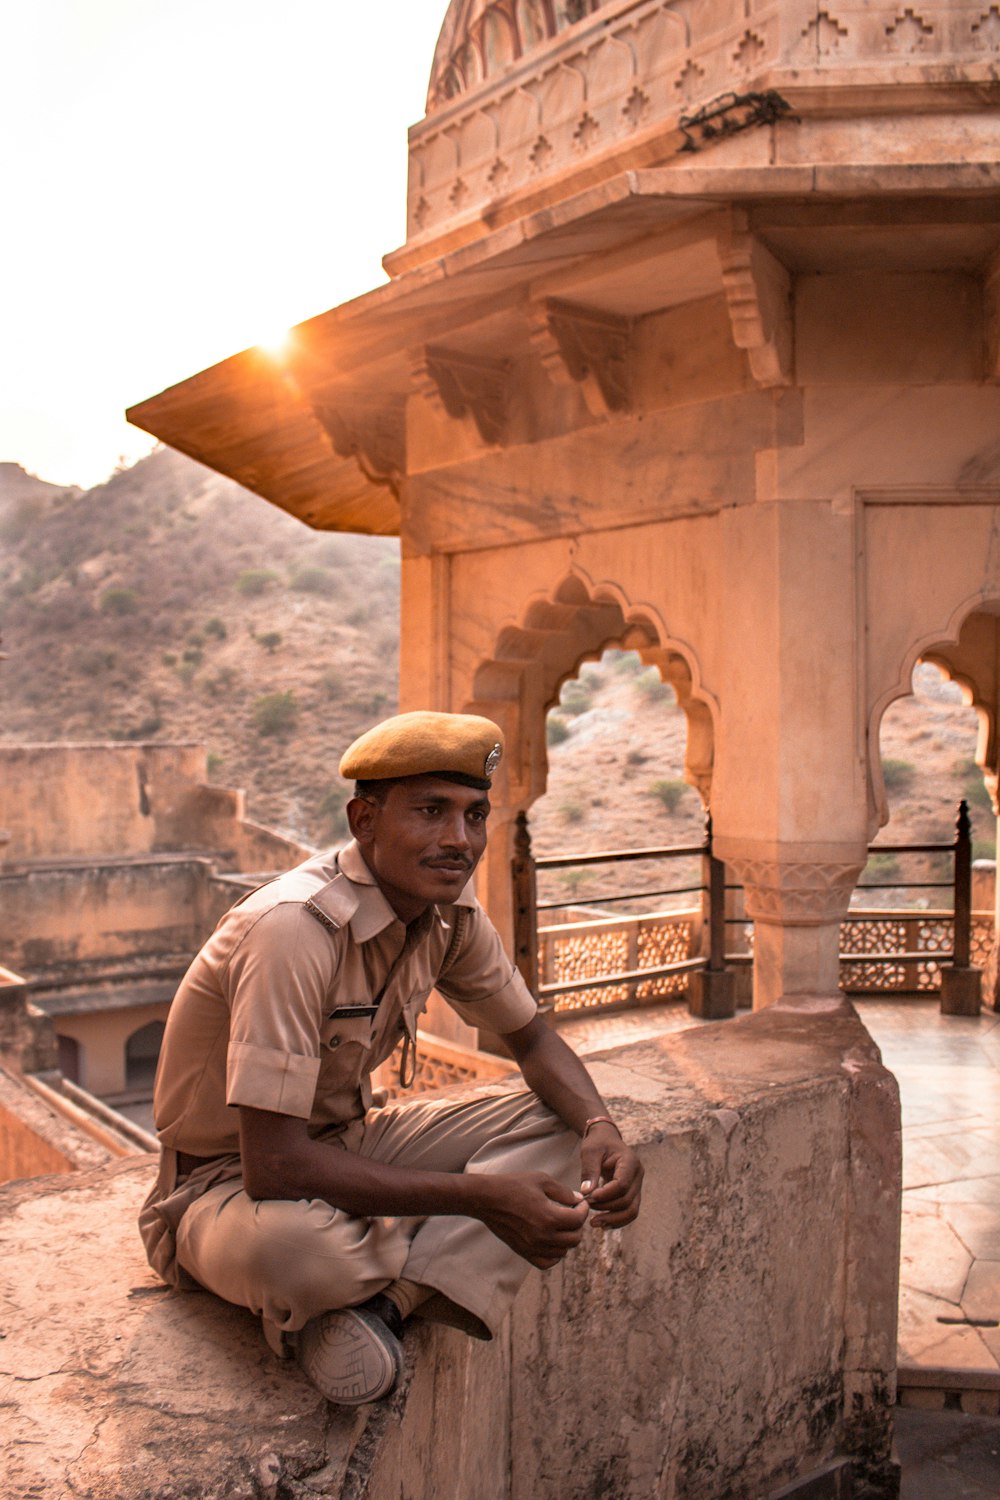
left=340, top=711, right=504, bottom=790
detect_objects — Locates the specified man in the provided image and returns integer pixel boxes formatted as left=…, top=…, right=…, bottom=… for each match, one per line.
left=140, top=711, right=642, bottom=1405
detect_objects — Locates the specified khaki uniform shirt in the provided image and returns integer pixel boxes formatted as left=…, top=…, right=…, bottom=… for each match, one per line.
left=153, top=840, right=537, bottom=1158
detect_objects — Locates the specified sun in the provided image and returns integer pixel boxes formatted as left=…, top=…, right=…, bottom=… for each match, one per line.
left=255, top=324, right=295, bottom=359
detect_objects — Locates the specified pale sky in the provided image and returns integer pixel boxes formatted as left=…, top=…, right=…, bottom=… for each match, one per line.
left=1, top=1, right=446, bottom=488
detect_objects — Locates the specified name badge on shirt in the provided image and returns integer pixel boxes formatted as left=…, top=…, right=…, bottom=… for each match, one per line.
left=327, top=1004, right=380, bottom=1020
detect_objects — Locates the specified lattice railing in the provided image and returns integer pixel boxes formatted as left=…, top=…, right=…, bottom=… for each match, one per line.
left=372, top=1030, right=514, bottom=1101
left=533, top=907, right=995, bottom=1009
left=539, top=909, right=700, bottom=1015
left=838, top=909, right=993, bottom=994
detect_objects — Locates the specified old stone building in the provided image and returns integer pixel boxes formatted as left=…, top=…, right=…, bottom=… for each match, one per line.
left=0, top=742, right=307, bottom=1118
left=130, top=0, right=1000, bottom=1027
left=2, top=1, right=997, bottom=1495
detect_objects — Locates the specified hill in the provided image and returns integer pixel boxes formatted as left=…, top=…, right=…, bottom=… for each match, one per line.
left=0, top=449, right=990, bottom=889
left=0, top=448, right=399, bottom=842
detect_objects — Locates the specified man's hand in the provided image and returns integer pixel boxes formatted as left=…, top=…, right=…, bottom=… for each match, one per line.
left=475, top=1171, right=590, bottom=1269
left=579, top=1123, right=643, bottom=1228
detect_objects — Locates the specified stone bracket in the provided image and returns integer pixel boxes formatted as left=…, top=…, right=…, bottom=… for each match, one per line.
left=530, top=298, right=633, bottom=416
left=985, top=245, right=1000, bottom=383
left=412, top=346, right=511, bottom=446
left=718, top=211, right=794, bottom=389
left=310, top=397, right=405, bottom=496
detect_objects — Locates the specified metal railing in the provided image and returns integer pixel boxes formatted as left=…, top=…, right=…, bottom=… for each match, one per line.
left=511, top=801, right=984, bottom=1013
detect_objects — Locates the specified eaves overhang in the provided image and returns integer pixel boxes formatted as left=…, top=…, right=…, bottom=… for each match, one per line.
left=127, top=159, right=1000, bottom=536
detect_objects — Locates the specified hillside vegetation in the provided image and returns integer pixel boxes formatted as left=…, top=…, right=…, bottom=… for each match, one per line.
left=1, top=451, right=992, bottom=894
left=0, top=450, right=399, bottom=841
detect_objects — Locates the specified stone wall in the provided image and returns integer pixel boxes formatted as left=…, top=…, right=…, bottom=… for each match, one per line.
left=0, top=743, right=311, bottom=869
left=0, top=1065, right=122, bottom=1185
left=0, top=857, right=214, bottom=974
left=0, top=1000, right=901, bottom=1499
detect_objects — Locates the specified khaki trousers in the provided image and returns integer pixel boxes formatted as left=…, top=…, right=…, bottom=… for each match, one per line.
left=173, top=1089, right=580, bottom=1340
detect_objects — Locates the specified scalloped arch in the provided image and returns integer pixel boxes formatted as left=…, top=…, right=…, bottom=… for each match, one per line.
left=462, top=566, right=717, bottom=807
left=868, top=591, right=1000, bottom=829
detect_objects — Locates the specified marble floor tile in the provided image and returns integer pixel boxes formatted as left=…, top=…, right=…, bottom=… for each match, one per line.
left=908, top=1176, right=1000, bottom=1208
left=900, top=1209, right=973, bottom=1304
left=945, top=1204, right=1000, bottom=1262
left=903, top=1134, right=1000, bottom=1192
left=960, top=1260, right=1000, bottom=1324
left=898, top=1285, right=998, bottom=1375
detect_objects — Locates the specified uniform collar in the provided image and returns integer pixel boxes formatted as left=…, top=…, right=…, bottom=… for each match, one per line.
left=335, top=838, right=477, bottom=942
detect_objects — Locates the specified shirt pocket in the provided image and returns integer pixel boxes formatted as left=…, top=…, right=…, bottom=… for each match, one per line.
left=321, top=1009, right=377, bottom=1071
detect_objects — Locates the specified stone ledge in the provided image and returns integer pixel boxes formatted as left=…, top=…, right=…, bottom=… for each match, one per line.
left=0, top=1001, right=902, bottom=1500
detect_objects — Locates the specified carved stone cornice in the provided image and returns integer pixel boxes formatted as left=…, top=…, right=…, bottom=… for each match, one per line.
left=529, top=298, right=633, bottom=417
left=310, top=397, right=405, bottom=495
left=717, top=211, right=794, bottom=389
left=412, top=346, right=510, bottom=446
left=727, top=858, right=864, bottom=926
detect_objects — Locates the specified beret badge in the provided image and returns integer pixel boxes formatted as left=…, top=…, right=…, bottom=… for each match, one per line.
left=484, top=743, right=503, bottom=777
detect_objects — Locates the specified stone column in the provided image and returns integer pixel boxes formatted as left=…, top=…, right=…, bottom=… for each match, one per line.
left=726, top=855, right=866, bottom=1009
left=708, top=500, right=870, bottom=1009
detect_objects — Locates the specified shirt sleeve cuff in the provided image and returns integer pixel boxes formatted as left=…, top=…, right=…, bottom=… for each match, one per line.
left=441, top=967, right=538, bottom=1034
left=226, top=1042, right=320, bottom=1118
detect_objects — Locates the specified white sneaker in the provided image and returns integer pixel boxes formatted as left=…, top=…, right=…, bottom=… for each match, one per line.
left=296, top=1305, right=403, bottom=1405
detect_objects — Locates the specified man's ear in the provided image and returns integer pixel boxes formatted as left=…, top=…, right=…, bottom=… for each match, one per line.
left=347, top=795, right=377, bottom=845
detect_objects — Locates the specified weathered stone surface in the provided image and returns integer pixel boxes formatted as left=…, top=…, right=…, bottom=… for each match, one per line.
left=0, top=1001, right=900, bottom=1499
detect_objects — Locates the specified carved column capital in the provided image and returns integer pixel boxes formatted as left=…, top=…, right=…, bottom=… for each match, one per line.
left=311, top=397, right=405, bottom=495
left=727, top=858, right=864, bottom=926
left=412, top=346, right=510, bottom=446
left=717, top=211, right=793, bottom=389
left=529, top=298, right=632, bottom=416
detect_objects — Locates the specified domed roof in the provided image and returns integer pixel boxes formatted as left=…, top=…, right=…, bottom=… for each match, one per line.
left=427, top=0, right=609, bottom=112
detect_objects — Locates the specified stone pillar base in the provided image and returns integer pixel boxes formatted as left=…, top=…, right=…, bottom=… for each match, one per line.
left=689, top=969, right=735, bottom=1019
left=733, top=964, right=754, bottom=1010
left=940, top=966, right=982, bottom=1016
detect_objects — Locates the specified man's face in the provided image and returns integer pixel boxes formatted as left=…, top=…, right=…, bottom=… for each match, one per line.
left=349, top=776, right=490, bottom=922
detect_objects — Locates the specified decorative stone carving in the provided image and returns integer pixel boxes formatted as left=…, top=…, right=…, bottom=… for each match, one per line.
left=728, top=859, right=866, bottom=926
left=718, top=210, right=794, bottom=389
left=885, top=7, right=934, bottom=50
left=310, top=398, right=405, bottom=495
left=412, top=347, right=511, bottom=446
left=529, top=134, right=554, bottom=171
left=530, top=298, right=632, bottom=415
left=733, top=29, right=767, bottom=70
left=572, top=111, right=600, bottom=150
left=971, top=6, right=1000, bottom=49
left=487, top=155, right=511, bottom=190
left=799, top=9, right=849, bottom=57
left=673, top=59, right=704, bottom=102
left=621, top=85, right=650, bottom=129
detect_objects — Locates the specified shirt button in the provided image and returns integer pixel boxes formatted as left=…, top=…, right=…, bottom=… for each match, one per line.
left=329, top=1035, right=341, bottom=1048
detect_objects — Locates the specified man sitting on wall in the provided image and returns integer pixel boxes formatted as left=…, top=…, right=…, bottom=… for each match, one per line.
left=139, top=711, right=643, bottom=1405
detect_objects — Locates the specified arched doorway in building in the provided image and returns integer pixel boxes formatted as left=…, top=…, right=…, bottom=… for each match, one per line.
left=527, top=644, right=718, bottom=1048
left=848, top=660, right=994, bottom=1000
left=867, top=602, right=1000, bottom=1010
left=466, top=572, right=721, bottom=1039
left=57, top=1033, right=81, bottom=1087
left=125, top=1020, right=165, bottom=1093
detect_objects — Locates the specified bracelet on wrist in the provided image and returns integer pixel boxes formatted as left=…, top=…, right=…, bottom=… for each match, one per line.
left=582, top=1115, right=622, bottom=1139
